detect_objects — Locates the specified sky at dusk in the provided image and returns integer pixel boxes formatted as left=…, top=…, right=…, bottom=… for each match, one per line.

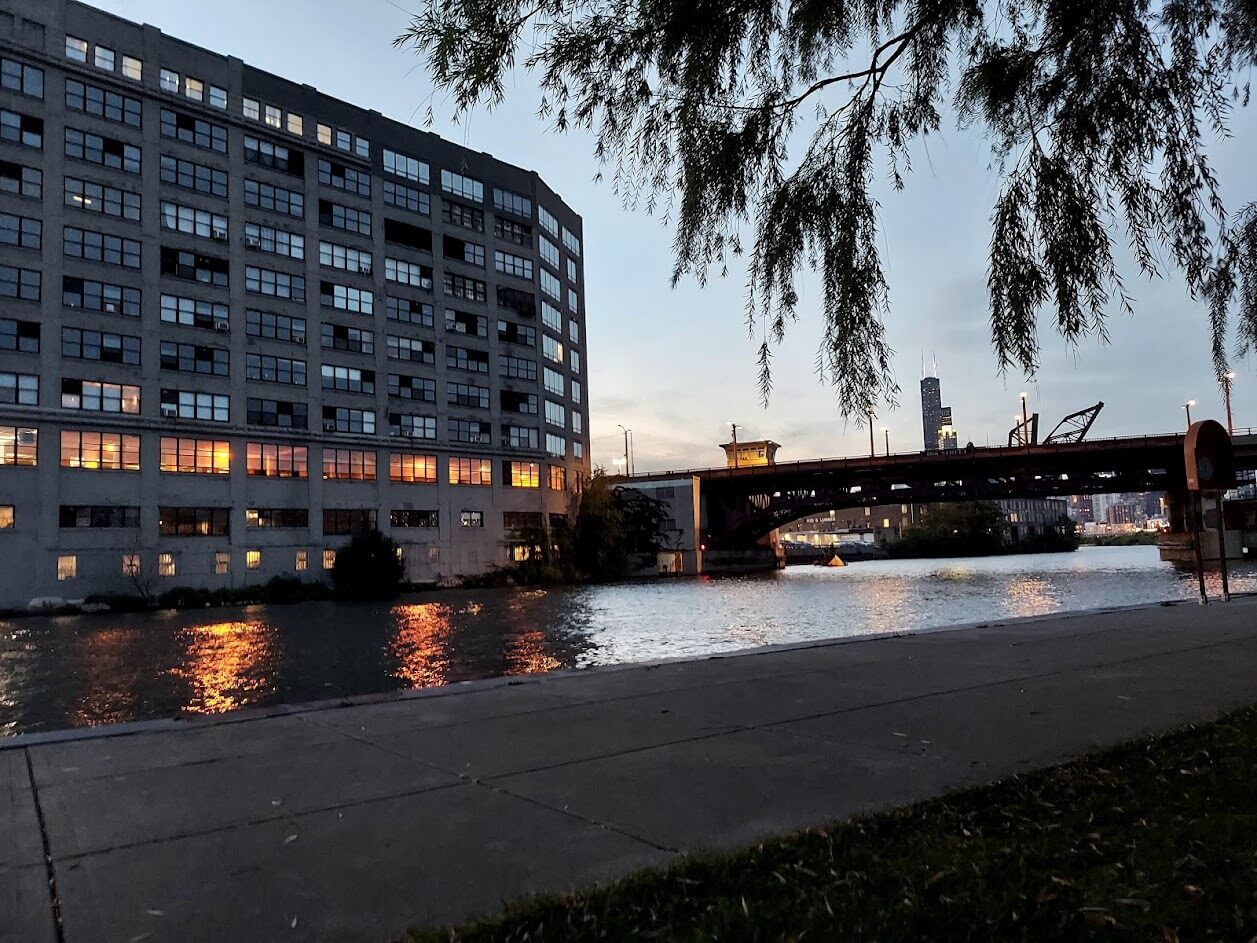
left=89, top=0, right=1257, bottom=470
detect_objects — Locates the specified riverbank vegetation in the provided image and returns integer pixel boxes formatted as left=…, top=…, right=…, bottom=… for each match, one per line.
left=465, top=474, right=672, bottom=588
left=407, top=705, right=1257, bottom=942
left=1082, top=532, right=1159, bottom=547
left=885, top=502, right=1080, bottom=559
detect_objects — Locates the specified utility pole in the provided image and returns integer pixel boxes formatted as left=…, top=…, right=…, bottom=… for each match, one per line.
left=617, top=424, right=631, bottom=476
left=1019, top=391, right=1030, bottom=445
left=1184, top=400, right=1195, bottom=430
left=867, top=412, right=875, bottom=458
left=628, top=429, right=635, bottom=476
left=730, top=422, right=739, bottom=468
left=1222, top=372, right=1235, bottom=435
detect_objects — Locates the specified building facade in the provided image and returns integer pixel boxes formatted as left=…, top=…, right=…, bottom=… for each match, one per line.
left=0, top=0, right=590, bottom=607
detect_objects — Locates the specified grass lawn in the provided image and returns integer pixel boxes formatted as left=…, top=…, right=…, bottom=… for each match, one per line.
left=407, top=705, right=1257, bottom=942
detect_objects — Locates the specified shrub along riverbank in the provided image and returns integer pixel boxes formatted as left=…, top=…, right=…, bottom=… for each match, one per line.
left=406, top=705, right=1257, bottom=942
left=884, top=501, right=1081, bottom=559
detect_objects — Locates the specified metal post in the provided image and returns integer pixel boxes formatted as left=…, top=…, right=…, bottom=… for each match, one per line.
left=868, top=413, right=875, bottom=458
left=1223, top=373, right=1235, bottom=436
left=730, top=422, right=739, bottom=468
left=883, top=428, right=890, bottom=456
left=618, top=424, right=630, bottom=476
left=628, top=430, right=635, bottom=476
left=1020, top=392, right=1029, bottom=444
left=1188, top=493, right=1208, bottom=605
left=1213, top=491, right=1231, bottom=602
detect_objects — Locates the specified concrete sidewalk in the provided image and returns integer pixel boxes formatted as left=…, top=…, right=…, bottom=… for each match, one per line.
left=4, top=598, right=1257, bottom=943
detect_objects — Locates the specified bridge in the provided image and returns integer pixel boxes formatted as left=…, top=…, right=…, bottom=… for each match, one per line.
left=615, top=432, right=1257, bottom=551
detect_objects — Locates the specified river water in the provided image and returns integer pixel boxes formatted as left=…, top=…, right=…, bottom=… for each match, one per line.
left=1, top=546, right=1250, bottom=736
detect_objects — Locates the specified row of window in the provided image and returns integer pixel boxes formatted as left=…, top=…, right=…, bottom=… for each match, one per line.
left=45, top=519, right=554, bottom=583
left=5, top=425, right=581, bottom=483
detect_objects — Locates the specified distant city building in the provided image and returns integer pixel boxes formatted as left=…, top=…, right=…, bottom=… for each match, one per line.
left=920, top=360, right=957, bottom=451
left=999, top=498, right=1069, bottom=540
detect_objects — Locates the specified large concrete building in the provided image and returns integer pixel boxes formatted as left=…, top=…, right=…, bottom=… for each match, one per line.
left=0, top=0, right=590, bottom=607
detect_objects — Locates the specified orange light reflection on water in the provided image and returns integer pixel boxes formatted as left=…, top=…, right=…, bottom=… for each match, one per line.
left=390, top=603, right=453, bottom=688
left=170, top=620, right=274, bottom=715
left=1005, top=577, right=1056, bottom=618
left=70, top=627, right=146, bottom=727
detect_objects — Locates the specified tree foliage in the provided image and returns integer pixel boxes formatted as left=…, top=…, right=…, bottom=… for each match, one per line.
left=332, top=529, right=406, bottom=599
left=398, top=0, right=1257, bottom=415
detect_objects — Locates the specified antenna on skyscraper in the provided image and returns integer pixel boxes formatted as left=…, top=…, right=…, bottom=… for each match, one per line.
left=931, top=351, right=938, bottom=378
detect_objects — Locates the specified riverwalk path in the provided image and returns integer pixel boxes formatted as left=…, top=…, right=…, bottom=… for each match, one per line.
left=4, top=596, right=1257, bottom=942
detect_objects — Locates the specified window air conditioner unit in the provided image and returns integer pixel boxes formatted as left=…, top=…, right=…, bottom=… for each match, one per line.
left=244, top=235, right=261, bottom=249
left=161, top=405, right=178, bottom=418
left=323, top=421, right=337, bottom=433
left=212, top=230, right=228, bottom=242
left=17, top=430, right=36, bottom=445
left=214, top=321, right=230, bottom=332
left=103, top=302, right=118, bottom=313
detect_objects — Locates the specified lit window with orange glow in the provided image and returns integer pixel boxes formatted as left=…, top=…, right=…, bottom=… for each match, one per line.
left=214, top=552, right=230, bottom=575
left=158, top=553, right=176, bottom=577
left=548, top=465, right=566, bottom=492
left=57, top=554, right=77, bottom=581
left=246, top=549, right=261, bottom=570
left=322, top=549, right=336, bottom=570
left=507, top=461, right=540, bottom=489
left=160, top=437, right=231, bottom=475
left=449, top=456, right=491, bottom=486
left=294, top=550, right=308, bottom=572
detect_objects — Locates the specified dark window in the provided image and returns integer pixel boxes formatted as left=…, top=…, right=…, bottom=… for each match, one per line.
left=63, top=227, right=140, bottom=268
left=318, top=158, right=370, bottom=197
left=62, top=327, right=141, bottom=365
left=59, top=506, right=141, bottom=528
left=158, top=506, right=230, bottom=537
left=159, top=154, right=227, bottom=196
left=322, top=324, right=374, bottom=354
left=1, top=56, right=43, bottom=99
left=497, top=285, right=537, bottom=318
left=322, top=509, right=377, bottom=536
left=247, top=353, right=307, bottom=386
left=67, top=80, right=141, bottom=126
left=0, top=318, right=39, bottom=353
left=247, top=397, right=309, bottom=429
left=382, top=180, right=427, bottom=214
left=160, top=341, right=229, bottom=376
left=385, top=296, right=434, bottom=327
left=161, top=247, right=229, bottom=288
left=387, top=374, right=436, bottom=402
left=246, top=508, right=309, bottom=529
left=497, top=320, right=536, bottom=346
left=65, top=127, right=140, bottom=172
left=442, top=199, right=483, bottom=232
left=1, top=108, right=43, bottom=149
left=0, top=160, right=42, bottom=199
left=443, top=272, right=487, bottom=303
left=0, top=213, right=40, bottom=249
left=385, top=218, right=432, bottom=252
left=0, top=265, right=40, bottom=301
left=64, top=177, right=141, bottom=222
left=246, top=309, right=306, bottom=344
left=391, top=509, right=439, bottom=528
left=160, top=108, right=228, bottom=152
left=245, top=135, right=304, bottom=176
left=447, top=309, right=488, bottom=338
left=63, top=277, right=139, bottom=316
left=318, top=199, right=371, bottom=236
left=494, top=215, right=533, bottom=246
left=245, top=179, right=304, bottom=218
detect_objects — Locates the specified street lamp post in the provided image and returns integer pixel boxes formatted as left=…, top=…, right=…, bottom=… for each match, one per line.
left=882, top=427, right=890, bottom=456
left=617, top=424, right=631, bottom=476
left=1222, top=372, right=1236, bottom=435
left=729, top=422, right=739, bottom=468
left=1184, top=400, right=1195, bottom=429
left=1019, top=392, right=1030, bottom=445
left=867, top=412, right=875, bottom=458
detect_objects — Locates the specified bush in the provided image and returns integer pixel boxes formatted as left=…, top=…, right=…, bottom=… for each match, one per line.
left=332, top=530, right=405, bottom=599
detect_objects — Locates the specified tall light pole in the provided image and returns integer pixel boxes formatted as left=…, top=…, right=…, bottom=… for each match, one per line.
left=1222, top=372, right=1236, bottom=435
left=882, top=427, right=890, bottom=456
left=628, top=429, right=635, bottom=475
left=1183, top=399, right=1195, bottom=430
left=867, top=411, right=875, bottom=458
left=1019, top=391, right=1030, bottom=445
left=729, top=422, right=739, bottom=468
left=617, top=424, right=631, bottom=476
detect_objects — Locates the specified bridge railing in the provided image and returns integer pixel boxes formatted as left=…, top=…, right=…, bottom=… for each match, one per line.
left=615, top=431, right=1189, bottom=481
